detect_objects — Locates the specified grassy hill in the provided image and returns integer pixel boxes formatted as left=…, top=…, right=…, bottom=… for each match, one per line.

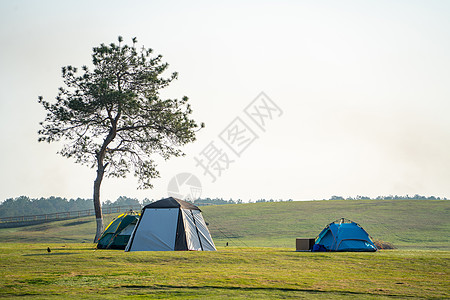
left=203, top=200, right=450, bottom=249
left=0, top=200, right=448, bottom=250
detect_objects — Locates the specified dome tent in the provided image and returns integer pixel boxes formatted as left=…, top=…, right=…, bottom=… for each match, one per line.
left=314, top=218, right=377, bottom=252
left=97, top=210, right=139, bottom=249
left=125, top=197, right=216, bottom=251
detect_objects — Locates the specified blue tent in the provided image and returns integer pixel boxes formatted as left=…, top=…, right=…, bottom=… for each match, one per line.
left=314, top=218, right=377, bottom=252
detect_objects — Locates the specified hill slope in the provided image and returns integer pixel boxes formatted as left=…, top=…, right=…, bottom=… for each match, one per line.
left=0, top=200, right=448, bottom=249
left=202, top=200, right=450, bottom=249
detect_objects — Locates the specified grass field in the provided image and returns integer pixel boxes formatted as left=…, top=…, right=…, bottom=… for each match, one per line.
left=0, top=243, right=449, bottom=299
left=0, top=200, right=449, bottom=298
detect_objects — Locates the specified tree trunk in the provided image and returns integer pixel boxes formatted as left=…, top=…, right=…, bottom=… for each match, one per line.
left=93, top=163, right=105, bottom=243
left=92, top=99, right=120, bottom=243
left=92, top=123, right=118, bottom=242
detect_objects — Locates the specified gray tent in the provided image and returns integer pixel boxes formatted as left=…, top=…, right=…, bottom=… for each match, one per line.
left=125, top=197, right=216, bottom=251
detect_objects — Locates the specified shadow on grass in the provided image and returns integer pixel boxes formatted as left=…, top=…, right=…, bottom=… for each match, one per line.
left=62, top=220, right=91, bottom=227
left=23, top=253, right=79, bottom=256
left=119, top=284, right=413, bottom=298
left=21, top=245, right=97, bottom=256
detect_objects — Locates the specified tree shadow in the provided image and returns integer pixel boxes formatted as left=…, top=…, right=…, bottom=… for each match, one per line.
left=119, top=284, right=411, bottom=298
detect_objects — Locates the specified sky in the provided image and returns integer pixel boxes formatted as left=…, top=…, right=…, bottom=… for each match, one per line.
left=1, top=0, right=449, bottom=202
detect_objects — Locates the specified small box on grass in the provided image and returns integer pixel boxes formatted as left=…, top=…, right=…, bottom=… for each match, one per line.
left=296, top=238, right=315, bottom=251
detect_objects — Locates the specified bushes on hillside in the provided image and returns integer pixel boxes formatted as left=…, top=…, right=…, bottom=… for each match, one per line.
left=0, top=196, right=141, bottom=218
left=373, top=239, right=396, bottom=250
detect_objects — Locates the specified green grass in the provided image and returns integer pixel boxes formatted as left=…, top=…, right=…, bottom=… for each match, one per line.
left=0, top=243, right=448, bottom=299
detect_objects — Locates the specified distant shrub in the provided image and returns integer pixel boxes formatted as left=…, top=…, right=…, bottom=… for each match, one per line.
left=373, top=239, right=396, bottom=250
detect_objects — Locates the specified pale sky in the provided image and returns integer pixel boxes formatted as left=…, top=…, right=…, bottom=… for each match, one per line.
left=1, top=0, right=449, bottom=202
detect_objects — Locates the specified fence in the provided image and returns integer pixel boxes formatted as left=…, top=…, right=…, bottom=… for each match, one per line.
left=0, top=205, right=142, bottom=224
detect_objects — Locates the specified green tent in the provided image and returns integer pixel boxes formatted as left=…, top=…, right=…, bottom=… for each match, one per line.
left=97, top=210, right=139, bottom=249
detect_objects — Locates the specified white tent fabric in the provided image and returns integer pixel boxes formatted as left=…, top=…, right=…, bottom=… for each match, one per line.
left=125, top=197, right=216, bottom=252
left=182, top=209, right=203, bottom=251
left=126, top=208, right=179, bottom=251
left=191, top=210, right=216, bottom=251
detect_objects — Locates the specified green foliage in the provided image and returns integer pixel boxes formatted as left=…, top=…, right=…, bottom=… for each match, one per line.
left=111, top=196, right=140, bottom=207
left=38, top=36, right=202, bottom=189
left=330, top=194, right=448, bottom=200
left=0, top=196, right=92, bottom=218
left=0, top=243, right=448, bottom=299
left=193, top=198, right=243, bottom=205
left=0, top=196, right=139, bottom=218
